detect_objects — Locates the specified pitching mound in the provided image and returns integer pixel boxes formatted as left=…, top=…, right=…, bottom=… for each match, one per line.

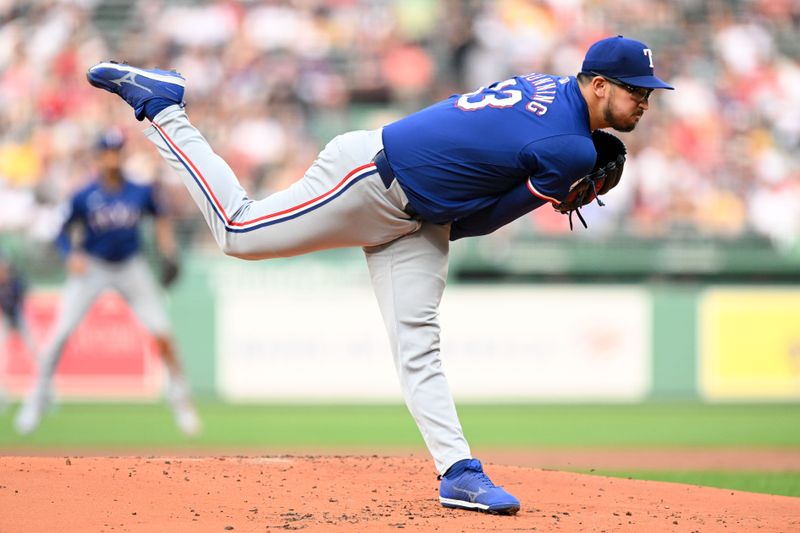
left=1, top=456, right=797, bottom=532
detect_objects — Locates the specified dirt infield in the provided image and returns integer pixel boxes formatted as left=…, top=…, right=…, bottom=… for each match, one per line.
left=1, top=456, right=798, bottom=532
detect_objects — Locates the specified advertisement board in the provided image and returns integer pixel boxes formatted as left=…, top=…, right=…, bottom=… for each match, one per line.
left=1, top=291, right=162, bottom=399
left=216, top=283, right=652, bottom=401
left=699, top=288, right=800, bottom=400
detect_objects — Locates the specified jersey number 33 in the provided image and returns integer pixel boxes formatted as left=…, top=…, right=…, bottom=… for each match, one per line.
left=456, top=75, right=555, bottom=116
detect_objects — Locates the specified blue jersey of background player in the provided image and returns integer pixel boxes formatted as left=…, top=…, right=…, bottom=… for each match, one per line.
left=384, top=73, right=595, bottom=232
left=56, top=136, right=162, bottom=263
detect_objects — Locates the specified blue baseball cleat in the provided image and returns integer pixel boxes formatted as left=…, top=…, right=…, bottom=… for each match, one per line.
left=86, top=61, right=186, bottom=121
left=439, top=458, right=520, bottom=515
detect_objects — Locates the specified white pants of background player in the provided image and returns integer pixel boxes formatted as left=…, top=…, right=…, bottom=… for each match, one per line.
left=145, top=105, right=471, bottom=475
left=17, top=254, right=197, bottom=434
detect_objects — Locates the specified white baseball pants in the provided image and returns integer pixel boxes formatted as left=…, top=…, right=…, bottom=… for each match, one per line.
left=145, top=106, right=471, bottom=474
left=31, top=255, right=171, bottom=399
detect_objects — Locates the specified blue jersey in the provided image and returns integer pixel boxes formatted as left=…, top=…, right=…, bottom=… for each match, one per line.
left=382, top=74, right=596, bottom=232
left=56, top=177, right=163, bottom=262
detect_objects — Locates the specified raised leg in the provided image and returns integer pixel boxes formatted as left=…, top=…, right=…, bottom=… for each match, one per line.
left=144, top=108, right=417, bottom=259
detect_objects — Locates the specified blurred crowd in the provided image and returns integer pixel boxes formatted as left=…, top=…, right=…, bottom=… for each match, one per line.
left=1, top=0, right=800, bottom=254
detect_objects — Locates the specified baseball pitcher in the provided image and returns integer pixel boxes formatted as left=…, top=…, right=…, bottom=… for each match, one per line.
left=87, top=35, right=672, bottom=514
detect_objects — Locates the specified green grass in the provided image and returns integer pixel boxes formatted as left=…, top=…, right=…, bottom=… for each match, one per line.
left=584, top=470, right=800, bottom=498
left=1, top=402, right=799, bottom=449
left=1, top=402, right=798, bottom=497
left=457, top=403, right=800, bottom=447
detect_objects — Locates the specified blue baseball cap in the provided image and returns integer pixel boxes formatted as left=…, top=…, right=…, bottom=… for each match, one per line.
left=95, top=128, right=126, bottom=151
left=582, top=35, right=673, bottom=90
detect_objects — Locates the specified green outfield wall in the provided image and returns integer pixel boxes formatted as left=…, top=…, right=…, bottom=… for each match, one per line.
left=169, top=257, right=217, bottom=397
left=651, top=286, right=698, bottom=399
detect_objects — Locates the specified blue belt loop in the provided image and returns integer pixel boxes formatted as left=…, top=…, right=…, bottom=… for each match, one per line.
left=373, top=149, right=395, bottom=189
left=372, top=149, right=418, bottom=219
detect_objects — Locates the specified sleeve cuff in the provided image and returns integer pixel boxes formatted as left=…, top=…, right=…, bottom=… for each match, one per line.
left=527, top=178, right=560, bottom=206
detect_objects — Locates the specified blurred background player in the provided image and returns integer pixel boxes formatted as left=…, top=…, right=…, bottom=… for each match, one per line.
left=14, top=128, right=200, bottom=436
left=0, top=254, right=36, bottom=410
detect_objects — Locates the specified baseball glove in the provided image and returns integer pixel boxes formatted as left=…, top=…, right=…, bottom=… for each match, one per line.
left=553, top=130, right=627, bottom=229
left=159, top=256, right=181, bottom=288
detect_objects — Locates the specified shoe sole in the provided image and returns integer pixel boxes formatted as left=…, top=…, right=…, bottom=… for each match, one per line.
left=440, top=498, right=520, bottom=515
left=14, top=407, right=44, bottom=435
left=87, top=62, right=186, bottom=88
left=173, top=407, right=202, bottom=436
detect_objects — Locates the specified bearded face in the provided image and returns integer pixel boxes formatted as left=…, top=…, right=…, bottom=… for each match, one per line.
left=602, top=85, right=645, bottom=132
